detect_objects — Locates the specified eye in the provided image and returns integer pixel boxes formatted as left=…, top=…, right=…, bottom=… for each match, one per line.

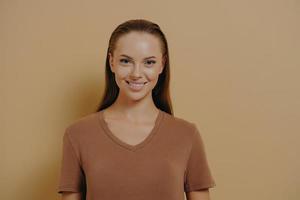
left=145, top=60, right=156, bottom=66
left=120, top=58, right=130, bottom=64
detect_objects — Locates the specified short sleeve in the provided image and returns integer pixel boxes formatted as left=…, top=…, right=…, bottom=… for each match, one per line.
left=57, top=128, right=86, bottom=194
left=184, top=124, right=216, bottom=192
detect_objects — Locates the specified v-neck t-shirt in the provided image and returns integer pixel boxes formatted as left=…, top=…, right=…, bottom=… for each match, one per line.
left=57, top=109, right=216, bottom=199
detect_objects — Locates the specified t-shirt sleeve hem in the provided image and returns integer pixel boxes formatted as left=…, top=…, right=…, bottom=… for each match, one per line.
left=184, top=182, right=216, bottom=192
left=57, top=185, right=82, bottom=194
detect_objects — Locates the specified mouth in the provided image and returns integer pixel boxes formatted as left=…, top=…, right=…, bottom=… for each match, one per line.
left=125, top=80, right=148, bottom=91
left=125, top=80, right=148, bottom=85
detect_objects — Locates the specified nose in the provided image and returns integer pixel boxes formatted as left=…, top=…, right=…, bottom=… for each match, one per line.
left=130, top=63, right=142, bottom=78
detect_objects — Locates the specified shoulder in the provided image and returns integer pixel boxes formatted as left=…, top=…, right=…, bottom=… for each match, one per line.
left=64, top=112, right=100, bottom=140
left=162, top=110, right=198, bottom=139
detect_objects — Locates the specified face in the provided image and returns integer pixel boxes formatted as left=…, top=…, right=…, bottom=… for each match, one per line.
left=108, top=31, right=165, bottom=101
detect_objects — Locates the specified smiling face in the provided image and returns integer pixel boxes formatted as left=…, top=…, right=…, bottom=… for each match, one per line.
left=108, top=31, right=165, bottom=102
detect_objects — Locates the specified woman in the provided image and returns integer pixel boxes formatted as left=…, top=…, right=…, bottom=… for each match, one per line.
left=57, top=19, right=216, bottom=200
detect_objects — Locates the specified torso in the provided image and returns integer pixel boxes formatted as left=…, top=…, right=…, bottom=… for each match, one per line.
left=57, top=109, right=216, bottom=200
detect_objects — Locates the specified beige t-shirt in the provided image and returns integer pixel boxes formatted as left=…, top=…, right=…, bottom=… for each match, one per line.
left=57, top=109, right=216, bottom=199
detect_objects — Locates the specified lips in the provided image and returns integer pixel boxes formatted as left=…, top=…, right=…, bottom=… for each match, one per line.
left=125, top=80, right=148, bottom=85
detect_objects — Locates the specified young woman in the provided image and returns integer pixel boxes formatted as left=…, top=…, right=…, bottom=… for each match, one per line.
left=57, top=19, right=216, bottom=200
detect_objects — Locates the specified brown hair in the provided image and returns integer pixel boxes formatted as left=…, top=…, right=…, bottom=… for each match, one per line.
left=96, top=19, right=173, bottom=115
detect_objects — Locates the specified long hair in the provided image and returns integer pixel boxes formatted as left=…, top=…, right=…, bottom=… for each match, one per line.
left=96, top=19, right=173, bottom=115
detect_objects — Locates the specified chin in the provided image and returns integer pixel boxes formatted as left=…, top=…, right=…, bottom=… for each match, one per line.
left=125, top=90, right=152, bottom=101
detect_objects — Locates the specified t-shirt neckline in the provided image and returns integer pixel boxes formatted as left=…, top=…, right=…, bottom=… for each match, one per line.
left=98, top=109, right=164, bottom=152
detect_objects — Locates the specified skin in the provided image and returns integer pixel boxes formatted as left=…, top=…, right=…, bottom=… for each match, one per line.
left=61, top=31, right=211, bottom=200
left=61, top=192, right=82, bottom=200
left=100, top=31, right=166, bottom=146
left=106, top=31, right=165, bottom=121
left=186, top=188, right=211, bottom=200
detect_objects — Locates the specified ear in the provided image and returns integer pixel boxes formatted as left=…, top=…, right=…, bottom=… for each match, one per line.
left=108, top=52, right=114, bottom=73
left=159, top=55, right=166, bottom=74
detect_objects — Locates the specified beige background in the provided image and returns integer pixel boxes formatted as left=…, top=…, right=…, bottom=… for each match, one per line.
left=1, top=0, right=299, bottom=199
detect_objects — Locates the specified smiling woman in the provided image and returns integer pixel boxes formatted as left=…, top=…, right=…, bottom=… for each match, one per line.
left=57, top=19, right=216, bottom=200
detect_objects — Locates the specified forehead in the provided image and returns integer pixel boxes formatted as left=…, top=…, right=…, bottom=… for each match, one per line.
left=114, top=32, right=162, bottom=58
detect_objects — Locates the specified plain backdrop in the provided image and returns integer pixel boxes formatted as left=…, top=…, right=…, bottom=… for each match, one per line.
left=1, top=0, right=299, bottom=200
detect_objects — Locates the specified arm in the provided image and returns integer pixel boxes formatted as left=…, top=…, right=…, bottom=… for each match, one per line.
left=61, top=192, right=82, bottom=200
left=186, top=188, right=211, bottom=200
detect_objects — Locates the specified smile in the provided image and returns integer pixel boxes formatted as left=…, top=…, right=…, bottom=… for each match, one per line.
left=125, top=80, right=148, bottom=91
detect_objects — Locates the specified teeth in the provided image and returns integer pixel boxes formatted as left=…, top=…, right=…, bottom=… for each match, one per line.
left=130, top=82, right=143, bottom=86
left=126, top=81, right=146, bottom=90
left=126, top=81, right=146, bottom=85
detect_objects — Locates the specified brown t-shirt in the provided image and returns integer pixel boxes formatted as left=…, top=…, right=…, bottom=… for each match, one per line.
left=57, top=109, right=216, bottom=199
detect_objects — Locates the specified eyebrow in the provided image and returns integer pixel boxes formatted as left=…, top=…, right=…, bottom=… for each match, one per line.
left=120, top=54, right=156, bottom=60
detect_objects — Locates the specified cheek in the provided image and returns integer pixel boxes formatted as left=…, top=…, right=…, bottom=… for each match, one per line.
left=113, top=67, right=131, bottom=88
left=145, top=68, right=161, bottom=81
left=115, top=66, right=131, bottom=79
